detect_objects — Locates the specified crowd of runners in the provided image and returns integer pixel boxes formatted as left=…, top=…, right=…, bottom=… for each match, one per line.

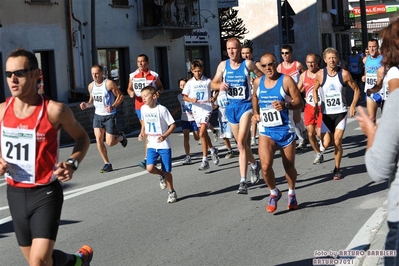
left=2, top=16, right=395, bottom=264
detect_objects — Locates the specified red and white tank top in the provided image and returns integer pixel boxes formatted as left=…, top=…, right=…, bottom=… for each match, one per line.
left=280, top=61, right=301, bottom=83
left=303, top=70, right=318, bottom=107
left=1, top=95, right=59, bottom=188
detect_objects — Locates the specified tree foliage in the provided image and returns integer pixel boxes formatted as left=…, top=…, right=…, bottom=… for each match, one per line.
left=218, top=8, right=249, bottom=59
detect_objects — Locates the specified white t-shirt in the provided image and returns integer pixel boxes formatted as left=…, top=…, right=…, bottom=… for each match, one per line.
left=182, top=75, right=213, bottom=113
left=140, top=104, right=175, bottom=149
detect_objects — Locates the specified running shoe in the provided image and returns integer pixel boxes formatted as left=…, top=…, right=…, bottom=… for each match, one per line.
left=117, top=131, right=127, bottom=148
left=266, top=190, right=282, bottom=213
left=182, top=156, right=192, bottom=165
left=159, top=175, right=167, bottom=190
left=138, top=159, right=146, bottom=170
left=100, top=163, right=113, bottom=173
left=333, top=168, right=343, bottom=180
left=167, top=191, right=177, bottom=203
left=287, top=194, right=298, bottom=210
left=198, top=160, right=210, bottom=171
left=225, top=150, right=234, bottom=159
left=211, top=147, right=219, bottom=165
left=75, top=245, right=93, bottom=266
left=213, top=129, right=220, bottom=142
left=313, top=153, right=324, bottom=165
left=296, top=140, right=306, bottom=150
left=250, top=160, right=261, bottom=184
left=250, top=137, right=257, bottom=146
left=237, top=182, right=248, bottom=194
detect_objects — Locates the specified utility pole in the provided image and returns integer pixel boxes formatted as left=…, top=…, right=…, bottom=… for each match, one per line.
left=277, top=0, right=283, bottom=49
left=359, top=0, right=368, bottom=50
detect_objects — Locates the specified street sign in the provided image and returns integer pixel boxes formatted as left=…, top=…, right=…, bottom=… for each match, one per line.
left=281, top=0, right=296, bottom=16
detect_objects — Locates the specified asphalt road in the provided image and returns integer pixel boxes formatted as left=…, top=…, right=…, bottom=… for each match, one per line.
left=0, top=110, right=388, bottom=266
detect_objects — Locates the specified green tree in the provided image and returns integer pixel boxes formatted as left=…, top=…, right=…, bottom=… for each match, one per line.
left=219, top=8, right=249, bottom=59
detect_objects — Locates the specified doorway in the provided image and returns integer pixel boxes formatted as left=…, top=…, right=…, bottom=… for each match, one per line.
left=97, top=48, right=128, bottom=93
left=185, top=46, right=210, bottom=78
left=155, top=47, right=170, bottom=90
left=34, top=51, right=57, bottom=100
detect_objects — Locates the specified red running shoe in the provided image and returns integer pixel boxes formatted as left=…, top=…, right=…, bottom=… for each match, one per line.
left=75, top=245, right=93, bottom=266
left=287, top=194, right=298, bottom=210
left=266, top=190, right=282, bottom=213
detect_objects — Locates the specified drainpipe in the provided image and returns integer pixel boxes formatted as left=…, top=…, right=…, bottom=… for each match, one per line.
left=66, top=0, right=76, bottom=94
left=70, top=1, right=87, bottom=89
left=91, top=0, right=97, bottom=65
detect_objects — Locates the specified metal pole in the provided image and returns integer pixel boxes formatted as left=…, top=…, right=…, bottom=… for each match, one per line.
left=359, top=0, right=368, bottom=50
left=277, top=0, right=283, bottom=48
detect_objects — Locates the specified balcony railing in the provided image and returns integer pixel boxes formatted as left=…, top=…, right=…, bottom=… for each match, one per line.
left=137, top=0, right=201, bottom=31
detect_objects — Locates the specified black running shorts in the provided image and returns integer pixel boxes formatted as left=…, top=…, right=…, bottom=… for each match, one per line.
left=7, top=180, right=64, bottom=246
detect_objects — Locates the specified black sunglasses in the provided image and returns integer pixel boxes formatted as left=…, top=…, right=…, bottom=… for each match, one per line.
left=261, top=62, right=276, bottom=68
left=281, top=52, right=290, bottom=55
left=5, top=68, right=35, bottom=78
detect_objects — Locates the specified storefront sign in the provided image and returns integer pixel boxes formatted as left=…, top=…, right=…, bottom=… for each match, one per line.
left=351, top=4, right=386, bottom=16
left=184, top=30, right=209, bottom=46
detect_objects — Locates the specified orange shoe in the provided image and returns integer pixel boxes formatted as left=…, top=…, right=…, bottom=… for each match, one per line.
left=287, top=194, right=298, bottom=210
left=266, top=190, right=282, bottom=213
left=75, top=245, right=93, bottom=266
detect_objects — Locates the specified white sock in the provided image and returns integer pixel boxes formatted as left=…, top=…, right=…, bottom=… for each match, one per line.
left=251, top=161, right=257, bottom=169
left=240, top=177, right=246, bottom=183
left=295, top=127, right=304, bottom=141
left=270, top=188, right=279, bottom=196
left=202, top=157, right=207, bottom=162
left=288, top=189, right=295, bottom=195
left=209, top=147, right=215, bottom=154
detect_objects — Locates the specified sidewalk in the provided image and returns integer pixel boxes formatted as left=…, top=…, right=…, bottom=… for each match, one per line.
left=337, top=200, right=388, bottom=266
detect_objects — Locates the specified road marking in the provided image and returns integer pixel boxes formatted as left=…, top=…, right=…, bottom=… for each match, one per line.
left=0, top=152, right=229, bottom=225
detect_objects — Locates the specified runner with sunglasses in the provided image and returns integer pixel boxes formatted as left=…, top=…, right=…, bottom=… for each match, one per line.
left=1, top=48, right=93, bottom=265
left=253, top=53, right=304, bottom=213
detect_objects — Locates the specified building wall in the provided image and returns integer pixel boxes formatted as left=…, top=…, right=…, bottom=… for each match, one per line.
left=0, top=0, right=221, bottom=144
left=0, top=1, right=69, bottom=100
left=0, top=0, right=221, bottom=100
left=234, top=0, right=349, bottom=65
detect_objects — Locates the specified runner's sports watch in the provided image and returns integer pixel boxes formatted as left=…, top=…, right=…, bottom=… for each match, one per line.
left=66, top=158, right=79, bottom=170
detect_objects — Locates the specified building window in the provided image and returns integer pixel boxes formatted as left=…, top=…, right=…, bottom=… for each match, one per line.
left=321, top=0, right=328, bottom=12
left=25, top=0, right=57, bottom=5
left=322, top=33, right=332, bottom=51
left=110, top=0, right=130, bottom=7
left=97, top=48, right=128, bottom=93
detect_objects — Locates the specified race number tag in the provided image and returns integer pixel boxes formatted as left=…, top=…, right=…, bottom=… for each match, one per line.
left=2, top=126, right=36, bottom=183
left=227, top=86, right=245, bottom=99
left=260, top=108, right=283, bottom=127
left=324, top=93, right=342, bottom=113
left=133, top=78, right=147, bottom=96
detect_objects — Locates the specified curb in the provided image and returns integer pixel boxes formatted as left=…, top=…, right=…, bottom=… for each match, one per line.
left=336, top=200, right=388, bottom=266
